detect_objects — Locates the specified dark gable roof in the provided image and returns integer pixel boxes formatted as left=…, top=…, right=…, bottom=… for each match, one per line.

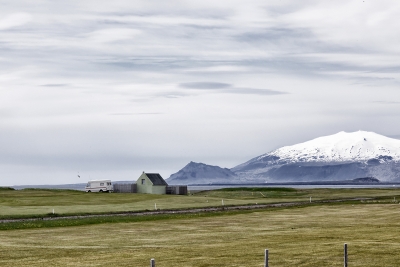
left=145, top=173, right=168, bottom=186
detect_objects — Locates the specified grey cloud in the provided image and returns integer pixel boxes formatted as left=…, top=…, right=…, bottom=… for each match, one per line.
left=179, top=82, right=231, bottom=89
left=179, top=82, right=286, bottom=96
left=41, top=84, right=69, bottom=87
left=236, top=26, right=367, bottom=56
left=238, top=27, right=312, bottom=43
left=350, top=76, right=400, bottom=87
left=163, top=94, right=185, bottom=99
left=352, top=76, right=395, bottom=82
left=109, top=112, right=163, bottom=116
left=264, top=1, right=316, bottom=16
left=226, top=88, right=287, bottom=95
left=155, top=91, right=188, bottom=99
left=182, top=24, right=227, bottom=30
left=101, top=10, right=230, bottom=20
left=100, top=57, right=196, bottom=72
left=373, top=66, right=400, bottom=73
left=372, top=101, right=400, bottom=104
left=0, top=108, right=13, bottom=118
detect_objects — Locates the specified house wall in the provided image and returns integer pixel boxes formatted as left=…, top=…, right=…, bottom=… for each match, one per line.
left=136, top=173, right=152, bottom=193
left=136, top=173, right=166, bottom=194
left=151, top=185, right=166, bottom=194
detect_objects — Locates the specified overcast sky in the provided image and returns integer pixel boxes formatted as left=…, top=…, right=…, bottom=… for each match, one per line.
left=1, top=0, right=400, bottom=186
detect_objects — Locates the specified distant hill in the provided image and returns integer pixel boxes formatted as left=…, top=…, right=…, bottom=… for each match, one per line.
left=167, top=161, right=237, bottom=185
left=352, top=177, right=380, bottom=183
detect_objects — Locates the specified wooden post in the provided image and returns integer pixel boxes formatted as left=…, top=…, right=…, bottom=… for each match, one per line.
left=150, top=258, right=155, bottom=267
left=344, top=243, right=348, bottom=267
left=264, top=249, right=269, bottom=267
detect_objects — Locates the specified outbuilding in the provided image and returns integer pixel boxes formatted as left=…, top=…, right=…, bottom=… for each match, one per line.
left=136, top=172, right=168, bottom=194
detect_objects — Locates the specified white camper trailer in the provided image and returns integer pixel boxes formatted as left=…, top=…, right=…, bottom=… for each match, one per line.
left=85, top=180, right=113, bottom=192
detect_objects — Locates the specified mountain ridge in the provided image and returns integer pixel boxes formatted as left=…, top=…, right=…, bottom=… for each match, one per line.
left=167, top=131, right=400, bottom=184
left=167, top=161, right=237, bottom=185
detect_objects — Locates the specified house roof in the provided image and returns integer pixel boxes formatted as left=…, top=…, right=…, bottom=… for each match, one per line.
left=145, top=173, right=168, bottom=186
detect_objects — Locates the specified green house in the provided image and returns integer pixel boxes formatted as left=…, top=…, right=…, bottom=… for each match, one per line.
left=136, top=172, right=168, bottom=194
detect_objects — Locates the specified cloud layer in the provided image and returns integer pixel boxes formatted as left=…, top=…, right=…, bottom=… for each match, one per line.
left=1, top=0, right=400, bottom=185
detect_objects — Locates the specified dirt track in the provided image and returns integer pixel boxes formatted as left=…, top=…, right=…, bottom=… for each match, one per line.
left=0, top=198, right=370, bottom=224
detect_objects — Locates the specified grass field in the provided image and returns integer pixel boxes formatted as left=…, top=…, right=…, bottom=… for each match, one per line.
left=1, top=187, right=400, bottom=217
left=1, top=187, right=400, bottom=266
left=1, top=204, right=400, bottom=266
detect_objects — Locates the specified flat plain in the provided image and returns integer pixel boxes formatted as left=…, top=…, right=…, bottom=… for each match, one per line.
left=1, top=187, right=400, bottom=266
left=1, top=187, right=399, bottom=217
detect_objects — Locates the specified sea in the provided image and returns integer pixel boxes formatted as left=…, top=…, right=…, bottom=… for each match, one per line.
left=188, top=184, right=400, bottom=191
left=11, top=183, right=400, bottom=191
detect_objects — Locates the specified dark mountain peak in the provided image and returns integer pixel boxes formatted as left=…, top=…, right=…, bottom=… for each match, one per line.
left=167, top=161, right=237, bottom=185
left=352, top=177, right=380, bottom=183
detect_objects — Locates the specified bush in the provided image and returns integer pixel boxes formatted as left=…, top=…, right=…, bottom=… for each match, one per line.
left=0, top=187, right=15, bottom=191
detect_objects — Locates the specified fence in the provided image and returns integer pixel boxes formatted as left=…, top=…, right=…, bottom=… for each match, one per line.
left=166, top=185, right=188, bottom=195
left=113, top=184, right=188, bottom=195
left=148, top=243, right=349, bottom=267
left=113, top=183, right=137, bottom=193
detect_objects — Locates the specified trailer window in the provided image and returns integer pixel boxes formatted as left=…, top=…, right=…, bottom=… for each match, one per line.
left=100, top=183, right=104, bottom=186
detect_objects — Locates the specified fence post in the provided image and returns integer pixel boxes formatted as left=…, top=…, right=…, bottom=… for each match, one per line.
left=264, top=249, right=269, bottom=267
left=150, top=258, right=155, bottom=267
left=344, top=243, right=348, bottom=267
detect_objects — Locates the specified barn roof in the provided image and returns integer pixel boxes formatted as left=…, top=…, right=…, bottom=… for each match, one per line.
left=145, top=173, right=168, bottom=186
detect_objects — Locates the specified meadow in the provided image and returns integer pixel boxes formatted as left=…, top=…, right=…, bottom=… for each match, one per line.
left=1, top=187, right=399, bottom=218
left=1, top=187, right=400, bottom=266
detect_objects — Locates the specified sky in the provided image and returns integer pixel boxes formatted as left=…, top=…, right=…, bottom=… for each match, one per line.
left=1, top=0, right=400, bottom=186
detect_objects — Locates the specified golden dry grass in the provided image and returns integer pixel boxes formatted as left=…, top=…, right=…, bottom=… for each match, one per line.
left=1, top=203, right=400, bottom=266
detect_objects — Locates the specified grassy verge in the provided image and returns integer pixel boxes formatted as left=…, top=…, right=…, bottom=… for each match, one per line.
left=0, top=211, right=222, bottom=231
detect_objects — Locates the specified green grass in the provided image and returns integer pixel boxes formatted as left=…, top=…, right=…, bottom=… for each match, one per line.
left=194, top=187, right=400, bottom=201
left=1, top=204, right=400, bottom=266
left=0, top=212, right=224, bottom=231
left=0, top=187, right=15, bottom=191
left=1, top=187, right=400, bottom=218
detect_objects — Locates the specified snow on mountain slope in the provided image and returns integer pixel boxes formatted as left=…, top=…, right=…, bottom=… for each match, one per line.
left=262, top=131, right=400, bottom=163
left=169, top=131, right=400, bottom=184
left=231, top=131, right=400, bottom=182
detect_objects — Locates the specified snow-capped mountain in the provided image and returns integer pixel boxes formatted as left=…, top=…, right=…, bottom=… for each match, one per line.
left=264, top=131, right=400, bottom=163
left=232, top=131, right=400, bottom=182
left=167, top=131, right=400, bottom=184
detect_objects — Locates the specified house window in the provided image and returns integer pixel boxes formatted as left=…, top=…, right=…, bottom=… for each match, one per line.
left=141, top=179, right=145, bottom=185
